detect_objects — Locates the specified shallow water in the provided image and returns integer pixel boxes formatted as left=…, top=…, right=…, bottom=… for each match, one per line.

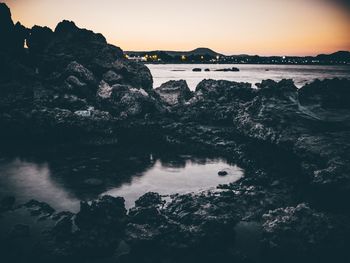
left=0, top=152, right=243, bottom=211
left=103, top=158, right=243, bottom=208
left=147, top=64, right=350, bottom=90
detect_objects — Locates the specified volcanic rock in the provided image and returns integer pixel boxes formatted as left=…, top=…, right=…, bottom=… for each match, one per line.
left=155, top=80, right=193, bottom=106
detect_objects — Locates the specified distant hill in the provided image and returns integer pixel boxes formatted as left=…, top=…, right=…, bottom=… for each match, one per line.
left=316, top=51, right=350, bottom=62
left=125, top=48, right=350, bottom=65
left=126, top=48, right=222, bottom=58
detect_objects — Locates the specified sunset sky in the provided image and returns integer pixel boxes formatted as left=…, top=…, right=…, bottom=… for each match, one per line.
left=3, top=0, right=350, bottom=56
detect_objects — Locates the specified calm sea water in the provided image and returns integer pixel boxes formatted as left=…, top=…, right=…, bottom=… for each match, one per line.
left=147, top=64, right=350, bottom=90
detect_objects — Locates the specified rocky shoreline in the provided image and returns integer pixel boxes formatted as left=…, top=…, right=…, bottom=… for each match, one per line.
left=1, top=3, right=350, bottom=263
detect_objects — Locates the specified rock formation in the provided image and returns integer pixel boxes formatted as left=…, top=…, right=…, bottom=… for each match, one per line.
left=1, top=3, right=350, bottom=263
left=0, top=5, right=162, bottom=145
left=154, top=80, right=193, bottom=106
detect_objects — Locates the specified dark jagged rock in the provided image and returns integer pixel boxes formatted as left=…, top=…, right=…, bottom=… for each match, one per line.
left=0, top=3, right=15, bottom=51
left=1, top=3, right=350, bottom=263
left=298, top=78, right=350, bottom=109
left=0, top=6, right=161, bottom=144
left=26, top=25, right=54, bottom=54
left=0, top=4, right=28, bottom=54
left=22, top=199, right=55, bottom=218
left=195, top=79, right=254, bottom=101
left=262, top=203, right=350, bottom=263
left=112, top=59, right=153, bottom=90
left=229, top=78, right=350, bottom=209
left=155, top=80, right=193, bottom=106
left=75, top=195, right=127, bottom=230
left=49, top=196, right=128, bottom=259
left=174, top=79, right=254, bottom=125
left=134, top=192, right=164, bottom=207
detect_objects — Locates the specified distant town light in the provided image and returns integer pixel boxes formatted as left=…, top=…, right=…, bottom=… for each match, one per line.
left=201, top=56, right=204, bottom=59
left=181, top=55, right=186, bottom=60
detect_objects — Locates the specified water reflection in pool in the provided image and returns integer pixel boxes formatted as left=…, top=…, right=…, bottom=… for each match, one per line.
left=0, top=151, right=244, bottom=211
left=103, top=157, right=243, bottom=208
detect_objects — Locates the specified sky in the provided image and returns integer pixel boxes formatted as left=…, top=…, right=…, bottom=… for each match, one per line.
left=3, top=0, right=350, bottom=56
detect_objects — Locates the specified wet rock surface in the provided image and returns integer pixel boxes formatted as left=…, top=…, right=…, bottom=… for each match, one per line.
left=1, top=3, right=350, bottom=263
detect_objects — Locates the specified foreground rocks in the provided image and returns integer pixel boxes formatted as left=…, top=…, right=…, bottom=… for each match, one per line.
left=1, top=3, right=350, bottom=263
left=0, top=3, right=163, bottom=145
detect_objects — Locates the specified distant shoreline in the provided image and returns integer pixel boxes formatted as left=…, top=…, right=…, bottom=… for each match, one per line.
left=126, top=49, right=350, bottom=66
left=144, top=62, right=350, bottom=66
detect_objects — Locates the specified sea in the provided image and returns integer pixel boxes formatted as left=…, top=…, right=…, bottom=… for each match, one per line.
left=147, top=64, right=350, bottom=90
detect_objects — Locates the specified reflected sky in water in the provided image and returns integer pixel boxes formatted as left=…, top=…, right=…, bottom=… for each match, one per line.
left=0, top=159, right=80, bottom=211
left=103, top=158, right=243, bottom=208
left=0, top=152, right=243, bottom=211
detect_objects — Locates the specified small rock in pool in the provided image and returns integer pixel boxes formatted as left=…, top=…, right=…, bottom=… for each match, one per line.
left=192, top=68, right=202, bottom=72
left=215, top=67, right=239, bottom=72
left=218, top=170, right=228, bottom=176
left=84, top=178, right=104, bottom=186
left=204, top=68, right=210, bottom=72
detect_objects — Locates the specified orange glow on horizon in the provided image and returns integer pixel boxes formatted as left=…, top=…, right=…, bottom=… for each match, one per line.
left=3, top=0, right=350, bottom=56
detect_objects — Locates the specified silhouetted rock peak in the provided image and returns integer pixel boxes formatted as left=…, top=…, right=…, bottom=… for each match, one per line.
left=0, top=3, right=28, bottom=53
left=26, top=25, right=53, bottom=53
left=55, top=20, right=106, bottom=43
left=0, top=2, right=13, bottom=26
left=55, top=20, right=77, bottom=33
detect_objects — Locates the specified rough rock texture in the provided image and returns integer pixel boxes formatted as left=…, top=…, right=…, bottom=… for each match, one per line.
left=298, top=78, right=350, bottom=109
left=155, top=80, right=193, bottom=106
left=0, top=6, right=159, bottom=145
left=229, top=78, right=350, bottom=209
left=262, top=203, right=350, bottom=263
left=1, top=3, right=350, bottom=263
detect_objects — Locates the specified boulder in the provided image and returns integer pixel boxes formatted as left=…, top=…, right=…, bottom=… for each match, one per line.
left=112, top=59, right=153, bottom=90
left=155, top=80, right=193, bottom=106
left=75, top=195, right=127, bottom=230
left=298, top=78, right=350, bottom=109
left=102, top=70, right=123, bottom=85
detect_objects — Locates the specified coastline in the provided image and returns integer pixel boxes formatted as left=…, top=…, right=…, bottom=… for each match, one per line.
left=1, top=2, right=350, bottom=263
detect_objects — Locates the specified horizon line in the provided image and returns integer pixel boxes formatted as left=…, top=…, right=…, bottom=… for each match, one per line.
left=123, top=48, right=350, bottom=57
